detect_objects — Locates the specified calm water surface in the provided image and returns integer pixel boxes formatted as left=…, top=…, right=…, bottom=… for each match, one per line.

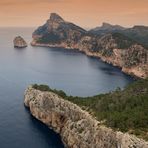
left=0, top=28, right=134, bottom=148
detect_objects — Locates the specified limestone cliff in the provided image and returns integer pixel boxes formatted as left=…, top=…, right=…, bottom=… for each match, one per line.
left=31, top=13, right=148, bottom=79
left=13, top=36, right=27, bottom=48
left=24, top=86, right=148, bottom=148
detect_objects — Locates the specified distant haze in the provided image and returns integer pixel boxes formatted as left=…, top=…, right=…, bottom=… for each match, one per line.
left=0, top=0, right=148, bottom=28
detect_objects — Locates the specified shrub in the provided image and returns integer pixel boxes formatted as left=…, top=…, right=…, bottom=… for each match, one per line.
left=32, top=79, right=148, bottom=140
left=32, top=84, right=50, bottom=91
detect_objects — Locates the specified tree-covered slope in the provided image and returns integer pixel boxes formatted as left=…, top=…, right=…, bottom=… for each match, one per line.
left=33, top=79, right=148, bottom=140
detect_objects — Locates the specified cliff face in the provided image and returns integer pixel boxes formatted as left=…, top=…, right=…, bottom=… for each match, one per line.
left=13, top=36, right=27, bottom=48
left=32, top=13, right=86, bottom=47
left=24, top=86, right=148, bottom=148
left=31, top=13, right=148, bottom=79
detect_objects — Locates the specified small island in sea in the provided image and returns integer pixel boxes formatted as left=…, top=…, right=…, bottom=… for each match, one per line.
left=13, top=36, right=27, bottom=48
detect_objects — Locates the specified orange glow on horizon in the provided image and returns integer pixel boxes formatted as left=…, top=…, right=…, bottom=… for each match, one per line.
left=0, top=0, right=148, bottom=28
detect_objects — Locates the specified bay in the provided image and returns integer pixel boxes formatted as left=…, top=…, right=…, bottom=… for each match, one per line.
left=0, top=27, right=134, bottom=148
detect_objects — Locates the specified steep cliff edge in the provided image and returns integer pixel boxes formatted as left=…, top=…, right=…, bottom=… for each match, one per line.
left=31, top=13, right=148, bottom=79
left=24, top=86, right=148, bottom=148
left=32, top=13, right=86, bottom=48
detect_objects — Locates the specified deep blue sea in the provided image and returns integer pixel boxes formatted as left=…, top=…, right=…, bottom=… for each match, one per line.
left=0, top=28, right=134, bottom=148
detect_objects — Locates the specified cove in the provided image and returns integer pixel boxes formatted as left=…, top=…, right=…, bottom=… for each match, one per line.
left=0, top=28, right=134, bottom=148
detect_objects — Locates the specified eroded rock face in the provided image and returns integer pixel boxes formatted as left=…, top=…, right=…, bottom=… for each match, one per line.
left=13, top=36, right=27, bottom=48
left=31, top=13, right=148, bottom=79
left=32, top=13, right=86, bottom=46
left=24, top=86, right=148, bottom=148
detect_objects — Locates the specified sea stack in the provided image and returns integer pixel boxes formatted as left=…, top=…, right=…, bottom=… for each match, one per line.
left=13, top=36, right=27, bottom=48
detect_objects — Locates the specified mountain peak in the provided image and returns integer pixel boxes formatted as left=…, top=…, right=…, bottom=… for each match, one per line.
left=102, top=22, right=112, bottom=27
left=50, top=13, right=64, bottom=23
left=102, top=22, right=125, bottom=30
left=132, top=25, right=148, bottom=30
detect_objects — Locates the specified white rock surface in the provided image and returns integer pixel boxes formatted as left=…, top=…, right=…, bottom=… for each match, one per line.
left=24, top=86, right=148, bottom=148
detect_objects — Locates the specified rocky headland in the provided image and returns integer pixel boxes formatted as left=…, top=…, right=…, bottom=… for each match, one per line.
left=13, top=36, right=27, bottom=48
left=24, top=85, right=148, bottom=148
left=31, top=13, right=148, bottom=79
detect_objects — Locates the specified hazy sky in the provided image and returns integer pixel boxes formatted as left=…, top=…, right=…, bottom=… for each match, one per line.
left=0, top=0, right=148, bottom=28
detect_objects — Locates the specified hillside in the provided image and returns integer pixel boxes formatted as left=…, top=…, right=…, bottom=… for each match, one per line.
left=32, top=13, right=86, bottom=46
left=32, top=78, right=148, bottom=141
left=31, top=13, right=148, bottom=79
left=90, top=23, right=148, bottom=48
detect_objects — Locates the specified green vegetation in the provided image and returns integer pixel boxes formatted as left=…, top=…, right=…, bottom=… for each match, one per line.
left=112, top=33, right=136, bottom=49
left=124, top=30, right=148, bottom=49
left=32, top=84, right=51, bottom=91
left=36, top=32, right=62, bottom=44
left=123, top=48, right=147, bottom=67
left=32, top=84, right=67, bottom=98
left=101, top=49, right=113, bottom=57
left=33, top=79, right=148, bottom=140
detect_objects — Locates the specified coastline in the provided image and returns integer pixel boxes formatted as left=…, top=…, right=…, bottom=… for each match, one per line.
left=31, top=42, right=147, bottom=79
left=24, top=86, right=148, bottom=148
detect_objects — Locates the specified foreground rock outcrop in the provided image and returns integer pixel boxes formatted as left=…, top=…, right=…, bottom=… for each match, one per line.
left=13, top=36, right=27, bottom=48
left=31, top=13, right=148, bottom=79
left=24, top=86, right=148, bottom=148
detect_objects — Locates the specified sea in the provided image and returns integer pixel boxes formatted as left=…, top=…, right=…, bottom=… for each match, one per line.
left=0, top=27, right=134, bottom=148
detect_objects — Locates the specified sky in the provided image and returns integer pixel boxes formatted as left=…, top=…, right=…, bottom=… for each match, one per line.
left=0, top=0, right=148, bottom=28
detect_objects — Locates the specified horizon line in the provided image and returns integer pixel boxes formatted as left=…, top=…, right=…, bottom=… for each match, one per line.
left=0, top=23, right=148, bottom=29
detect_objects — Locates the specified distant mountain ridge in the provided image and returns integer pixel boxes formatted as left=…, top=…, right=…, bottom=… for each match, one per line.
left=89, top=22, right=126, bottom=35
left=90, top=23, right=148, bottom=48
left=31, top=13, right=148, bottom=78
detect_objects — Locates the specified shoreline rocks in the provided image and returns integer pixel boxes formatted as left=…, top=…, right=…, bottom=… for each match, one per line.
left=31, top=42, right=148, bottom=79
left=13, top=36, right=27, bottom=48
left=24, top=86, right=148, bottom=148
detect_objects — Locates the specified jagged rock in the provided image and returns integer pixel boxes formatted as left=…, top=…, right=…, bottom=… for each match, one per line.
left=24, top=86, right=148, bottom=148
left=31, top=13, right=86, bottom=47
left=89, top=22, right=126, bottom=35
left=13, top=36, right=27, bottom=48
left=49, top=13, right=65, bottom=23
left=31, top=13, right=148, bottom=78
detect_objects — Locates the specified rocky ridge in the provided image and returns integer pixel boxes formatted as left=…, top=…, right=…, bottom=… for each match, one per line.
left=90, top=24, right=148, bottom=48
left=31, top=13, right=148, bottom=78
left=32, top=13, right=86, bottom=46
left=13, top=36, right=27, bottom=48
left=24, top=86, right=148, bottom=148
left=89, top=22, right=126, bottom=35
